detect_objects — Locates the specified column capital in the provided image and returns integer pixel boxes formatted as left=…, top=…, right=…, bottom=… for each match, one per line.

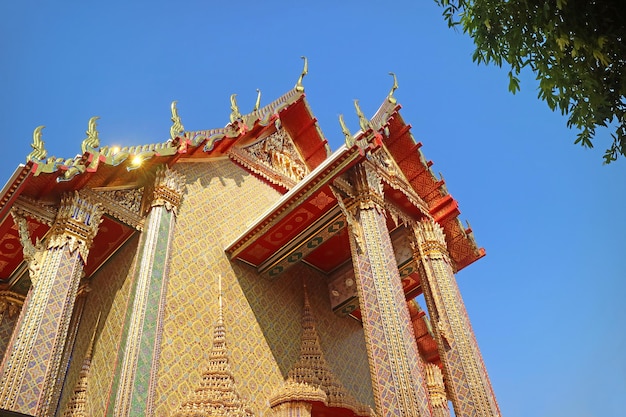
left=412, top=219, right=450, bottom=260
left=352, top=164, right=385, bottom=212
left=149, top=165, right=186, bottom=214
left=48, top=191, right=104, bottom=263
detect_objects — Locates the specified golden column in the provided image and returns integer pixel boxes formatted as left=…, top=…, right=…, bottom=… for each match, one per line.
left=412, top=219, right=500, bottom=417
left=338, top=165, right=432, bottom=417
left=0, top=192, right=103, bottom=417
left=111, top=165, right=185, bottom=417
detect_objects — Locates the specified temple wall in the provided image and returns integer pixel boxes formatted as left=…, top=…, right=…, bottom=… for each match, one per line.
left=154, top=159, right=374, bottom=416
left=0, top=309, right=19, bottom=362
left=57, top=234, right=140, bottom=416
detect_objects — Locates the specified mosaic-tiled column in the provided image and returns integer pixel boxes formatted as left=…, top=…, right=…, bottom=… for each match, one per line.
left=0, top=192, right=103, bottom=416
left=111, top=166, right=185, bottom=417
left=340, top=165, right=432, bottom=417
left=412, top=219, right=500, bottom=417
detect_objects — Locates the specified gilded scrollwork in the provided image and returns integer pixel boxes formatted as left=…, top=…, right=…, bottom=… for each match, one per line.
left=11, top=211, right=46, bottom=287
left=238, top=128, right=308, bottom=184
left=330, top=183, right=364, bottom=254
left=354, top=100, right=372, bottom=133
left=339, top=114, right=355, bottom=148
left=170, top=101, right=185, bottom=140
left=81, top=116, right=100, bottom=154
left=82, top=188, right=144, bottom=230
left=295, top=56, right=308, bottom=93
left=27, top=125, right=47, bottom=162
left=387, top=72, right=398, bottom=105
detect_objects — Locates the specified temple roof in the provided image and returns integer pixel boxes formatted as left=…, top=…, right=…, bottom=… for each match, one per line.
left=0, top=80, right=483, bottom=299
left=0, top=88, right=328, bottom=292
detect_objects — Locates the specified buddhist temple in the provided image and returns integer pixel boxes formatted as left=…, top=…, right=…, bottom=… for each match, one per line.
left=0, top=60, right=501, bottom=417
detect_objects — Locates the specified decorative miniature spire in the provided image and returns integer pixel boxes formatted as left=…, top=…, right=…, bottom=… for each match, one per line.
left=229, top=94, right=242, bottom=123
left=284, top=285, right=372, bottom=416
left=172, top=275, right=254, bottom=417
left=253, top=89, right=261, bottom=112
left=338, top=114, right=355, bottom=148
left=63, top=313, right=101, bottom=417
left=81, top=116, right=100, bottom=154
left=170, top=101, right=185, bottom=140
left=387, top=72, right=398, bottom=105
left=27, top=125, right=47, bottom=162
left=295, top=56, right=308, bottom=93
left=354, top=100, right=372, bottom=132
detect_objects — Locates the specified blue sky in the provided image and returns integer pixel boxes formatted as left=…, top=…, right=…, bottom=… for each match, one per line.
left=1, top=1, right=624, bottom=416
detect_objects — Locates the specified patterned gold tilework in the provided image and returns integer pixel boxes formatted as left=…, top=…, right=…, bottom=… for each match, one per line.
left=349, top=207, right=431, bottom=417
left=58, top=235, right=140, bottom=417
left=0, top=307, right=20, bottom=362
left=154, top=160, right=373, bottom=417
left=0, top=245, right=84, bottom=416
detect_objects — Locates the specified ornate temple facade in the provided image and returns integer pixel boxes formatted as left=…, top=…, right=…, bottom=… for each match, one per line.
left=0, top=65, right=500, bottom=417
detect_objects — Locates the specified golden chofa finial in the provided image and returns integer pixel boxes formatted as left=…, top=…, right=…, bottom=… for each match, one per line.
left=170, top=100, right=185, bottom=140
left=229, top=94, right=242, bottom=123
left=354, top=100, right=372, bottom=132
left=338, top=114, right=355, bottom=147
left=27, top=125, right=47, bottom=162
left=81, top=116, right=100, bottom=154
left=254, top=89, right=261, bottom=112
left=387, top=72, right=398, bottom=104
left=295, top=56, right=308, bottom=93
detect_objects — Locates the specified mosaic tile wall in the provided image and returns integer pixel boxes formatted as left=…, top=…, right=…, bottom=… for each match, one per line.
left=154, top=159, right=374, bottom=416
left=0, top=310, right=19, bottom=362
left=57, top=234, right=140, bottom=416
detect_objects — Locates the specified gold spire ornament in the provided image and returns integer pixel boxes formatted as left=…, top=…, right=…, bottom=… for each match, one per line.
left=170, top=101, right=185, bottom=140
left=387, top=72, right=398, bottom=105
left=81, top=116, right=100, bottom=154
left=338, top=114, right=354, bottom=148
left=354, top=100, right=372, bottom=132
left=229, top=94, right=242, bottom=123
left=63, top=313, right=101, bottom=417
left=171, top=274, right=255, bottom=417
left=27, top=125, right=47, bottom=162
left=295, top=56, right=308, bottom=93
left=279, top=285, right=373, bottom=416
left=253, top=89, right=261, bottom=112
